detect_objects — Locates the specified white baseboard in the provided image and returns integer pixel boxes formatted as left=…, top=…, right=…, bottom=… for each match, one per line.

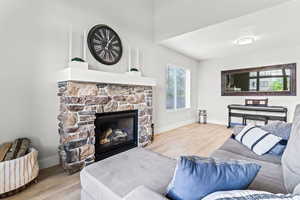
left=39, top=154, right=59, bottom=169
left=155, top=118, right=197, bottom=134
left=207, top=120, right=227, bottom=126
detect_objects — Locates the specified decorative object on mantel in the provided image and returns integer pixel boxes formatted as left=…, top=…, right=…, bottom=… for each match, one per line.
left=126, top=69, right=142, bottom=76
left=128, top=46, right=132, bottom=70
left=68, top=57, right=88, bottom=70
left=58, top=67, right=156, bottom=86
left=245, top=98, right=268, bottom=107
left=87, top=24, right=123, bottom=65
left=126, top=46, right=142, bottom=76
left=0, top=138, right=39, bottom=198
left=135, top=47, right=140, bottom=68
left=68, top=25, right=88, bottom=70
left=72, top=57, right=85, bottom=62
left=68, top=25, right=73, bottom=63
left=130, top=68, right=139, bottom=72
left=68, top=61, right=88, bottom=70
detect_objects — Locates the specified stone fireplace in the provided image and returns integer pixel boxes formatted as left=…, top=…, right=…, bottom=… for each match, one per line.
left=57, top=81, right=153, bottom=174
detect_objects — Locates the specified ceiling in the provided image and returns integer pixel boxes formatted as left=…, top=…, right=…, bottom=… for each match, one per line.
left=154, top=0, right=289, bottom=42
left=160, top=0, right=299, bottom=61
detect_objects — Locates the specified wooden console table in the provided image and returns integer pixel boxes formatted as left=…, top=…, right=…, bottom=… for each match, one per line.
left=227, top=104, right=288, bottom=128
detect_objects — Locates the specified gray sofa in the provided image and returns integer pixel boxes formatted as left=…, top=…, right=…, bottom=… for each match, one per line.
left=211, top=136, right=285, bottom=194
left=80, top=105, right=300, bottom=200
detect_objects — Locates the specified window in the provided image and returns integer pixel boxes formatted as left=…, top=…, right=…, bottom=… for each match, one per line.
left=166, top=65, right=191, bottom=110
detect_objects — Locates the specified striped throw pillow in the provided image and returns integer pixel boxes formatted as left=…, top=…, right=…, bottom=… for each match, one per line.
left=235, top=125, right=283, bottom=156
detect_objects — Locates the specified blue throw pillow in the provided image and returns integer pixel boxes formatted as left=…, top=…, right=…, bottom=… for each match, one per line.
left=261, top=122, right=292, bottom=156
left=268, top=140, right=288, bottom=156
left=166, top=156, right=261, bottom=200
left=232, top=122, right=291, bottom=156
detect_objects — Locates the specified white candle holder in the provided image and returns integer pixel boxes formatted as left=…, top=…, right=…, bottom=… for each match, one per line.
left=68, top=61, right=88, bottom=70
left=125, top=71, right=142, bottom=76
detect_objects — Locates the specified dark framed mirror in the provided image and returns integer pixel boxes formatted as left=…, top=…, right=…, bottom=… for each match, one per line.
left=221, top=63, right=297, bottom=96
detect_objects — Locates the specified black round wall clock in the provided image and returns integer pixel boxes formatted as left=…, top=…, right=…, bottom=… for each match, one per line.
left=87, top=24, right=123, bottom=65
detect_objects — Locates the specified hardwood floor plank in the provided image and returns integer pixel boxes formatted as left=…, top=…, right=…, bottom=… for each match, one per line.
left=4, top=123, right=231, bottom=200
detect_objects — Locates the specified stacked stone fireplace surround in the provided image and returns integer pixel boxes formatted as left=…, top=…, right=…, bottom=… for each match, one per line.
left=57, top=81, right=153, bottom=174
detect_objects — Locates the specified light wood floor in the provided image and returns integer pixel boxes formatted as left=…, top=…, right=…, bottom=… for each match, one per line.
left=5, top=123, right=231, bottom=200
left=148, top=123, right=231, bottom=159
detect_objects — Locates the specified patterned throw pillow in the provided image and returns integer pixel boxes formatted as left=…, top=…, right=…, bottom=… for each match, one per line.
left=232, top=122, right=292, bottom=156
left=235, top=125, right=283, bottom=155
left=202, top=190, right=299, bottom=200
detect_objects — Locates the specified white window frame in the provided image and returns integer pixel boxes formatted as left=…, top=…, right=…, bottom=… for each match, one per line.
left=166, top=64, right=191, bottom=111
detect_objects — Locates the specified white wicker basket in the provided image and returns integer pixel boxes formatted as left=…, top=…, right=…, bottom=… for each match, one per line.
left=0, top=148, right=39, bottom=195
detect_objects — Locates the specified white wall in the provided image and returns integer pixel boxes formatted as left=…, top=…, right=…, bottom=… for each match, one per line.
left=0, top=0, right=198, bottom=168
left=154, top=0, right=287, bottom=42
left=149, top=48, right=199, bottom=133
left=198, top=45, right=300, bottom=125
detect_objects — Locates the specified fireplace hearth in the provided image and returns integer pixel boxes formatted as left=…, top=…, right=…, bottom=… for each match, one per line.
left=94, top=110, right=138, bottom=161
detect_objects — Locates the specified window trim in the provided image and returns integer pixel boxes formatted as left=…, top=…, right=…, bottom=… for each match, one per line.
left=166, top=64, right=191, bottom=111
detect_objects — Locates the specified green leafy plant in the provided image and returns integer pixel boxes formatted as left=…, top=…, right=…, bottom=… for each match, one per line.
left=130, top=68, right=139, bottom=72
left=71, top=57, right=85, bottom=62
left=271, top=80, right=283, bottom=91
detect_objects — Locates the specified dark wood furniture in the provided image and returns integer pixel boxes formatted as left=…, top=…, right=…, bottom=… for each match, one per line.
left=227, top=104, right=288, bottom=128
left=221, top=63, right=297, bottom=96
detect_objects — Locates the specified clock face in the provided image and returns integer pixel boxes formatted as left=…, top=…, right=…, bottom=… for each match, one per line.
left=87, top=25, right=123, bottom=65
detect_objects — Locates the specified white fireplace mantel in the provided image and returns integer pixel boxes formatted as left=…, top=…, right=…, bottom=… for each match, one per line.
left=58, top=67, right=156, bottom=86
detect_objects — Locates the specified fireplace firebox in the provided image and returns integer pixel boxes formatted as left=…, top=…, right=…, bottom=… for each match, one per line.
left=94, top=110, right=138, bottom=161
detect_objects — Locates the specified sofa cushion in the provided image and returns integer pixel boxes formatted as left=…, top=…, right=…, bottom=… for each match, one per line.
left=232, top=122, right=292, bottom=140
left=282, top=104, right=300, bottom=193
left=211, top=149, right=286, bottom=194
left=80, top=148, right=176, bottom=200
left=218, top=138, right=281, bottom=164
left=123, top=186, right=168, bottom=200
left=261, top=122, right=292, bottom=140
left=81, top=189, right=98, bottom=200
left=293, top=183, right=300, bottom=195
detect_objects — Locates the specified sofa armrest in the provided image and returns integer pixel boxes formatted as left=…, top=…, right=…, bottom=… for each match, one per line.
left=123, top=186, right=168, bottom=200
left=293, top=183, right=300, bottom=195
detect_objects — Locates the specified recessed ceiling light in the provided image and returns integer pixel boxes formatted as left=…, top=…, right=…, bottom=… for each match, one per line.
left=234, top=36, right=256, bottom=46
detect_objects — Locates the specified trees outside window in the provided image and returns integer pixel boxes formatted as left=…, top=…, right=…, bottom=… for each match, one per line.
left=166, top=65, right=191, bottom=110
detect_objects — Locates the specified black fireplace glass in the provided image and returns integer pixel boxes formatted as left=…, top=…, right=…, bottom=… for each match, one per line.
left=94, top=110, right=138, bottom=161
